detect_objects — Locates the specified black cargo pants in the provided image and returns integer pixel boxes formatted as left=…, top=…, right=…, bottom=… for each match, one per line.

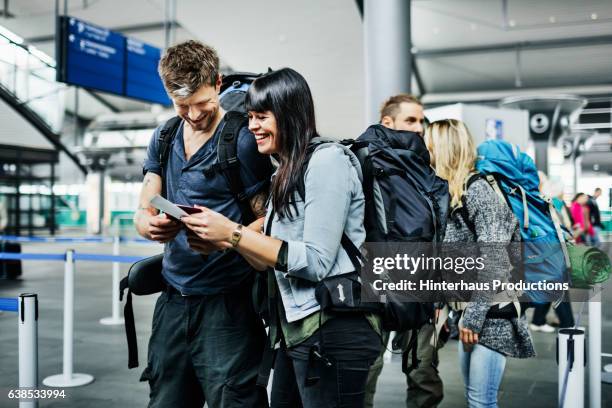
left=140, top=283, right=266, bottom=408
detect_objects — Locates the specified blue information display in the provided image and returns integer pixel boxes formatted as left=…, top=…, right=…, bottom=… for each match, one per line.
left=57, top=16, right=171, bottom=106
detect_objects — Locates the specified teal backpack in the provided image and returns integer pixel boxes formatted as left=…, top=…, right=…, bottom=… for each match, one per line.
left=475, top=140, right=570, bottom=303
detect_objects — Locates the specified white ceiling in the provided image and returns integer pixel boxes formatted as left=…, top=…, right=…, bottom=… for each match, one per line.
left=1, top=0, right=611, bottom=139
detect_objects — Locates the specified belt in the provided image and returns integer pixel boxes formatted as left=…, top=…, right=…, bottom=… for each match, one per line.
left=164, top=284, right=206, bottom=298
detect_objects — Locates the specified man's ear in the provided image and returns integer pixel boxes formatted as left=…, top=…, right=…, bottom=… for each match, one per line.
left=380, top=115, right=395, bottom=129
left=215, top=74, right=222, bottom=92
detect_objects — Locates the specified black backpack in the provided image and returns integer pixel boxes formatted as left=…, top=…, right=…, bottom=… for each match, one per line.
left=120, top=73, right=265, bottom=369
left=353, top=124, right=449, bottom=243
left=345, top=126, right=449, bottom=372
left=296, top=138, right=446, bottom=333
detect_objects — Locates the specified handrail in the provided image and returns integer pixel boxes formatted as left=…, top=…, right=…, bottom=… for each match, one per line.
left=0, top=24, right=87, bottom=174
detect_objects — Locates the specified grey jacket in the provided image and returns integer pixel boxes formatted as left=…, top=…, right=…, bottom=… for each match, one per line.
left=444, top=178, right=536, bottom=358
left=265, top=142, right=366, bottom=323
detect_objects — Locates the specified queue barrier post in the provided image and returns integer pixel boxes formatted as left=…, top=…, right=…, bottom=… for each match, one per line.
left=100, top=236, right=124, bottom=326
left=588, top=291, right=601, bottom=408
left=557, top=327, right=585, bottom=408
left=43, top=250, right=94, bottom=388
left=18, top=293, right=39, bottom=408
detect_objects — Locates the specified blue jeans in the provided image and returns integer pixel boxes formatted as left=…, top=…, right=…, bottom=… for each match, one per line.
left=458, top=342, right=506, bottom=408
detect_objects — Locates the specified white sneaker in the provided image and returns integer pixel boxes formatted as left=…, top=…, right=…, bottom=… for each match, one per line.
left=530, top=323, right=555, bottom=333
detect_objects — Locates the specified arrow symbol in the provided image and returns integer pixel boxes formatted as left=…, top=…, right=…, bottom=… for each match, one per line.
left=337, top=283, right=345, bottom=302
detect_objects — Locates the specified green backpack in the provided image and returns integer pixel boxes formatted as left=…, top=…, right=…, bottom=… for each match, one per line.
left=568, top=244, right=611, bottom=289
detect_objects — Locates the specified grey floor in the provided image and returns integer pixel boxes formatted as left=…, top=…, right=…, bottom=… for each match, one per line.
left=0, top=240, right=611, bottom=407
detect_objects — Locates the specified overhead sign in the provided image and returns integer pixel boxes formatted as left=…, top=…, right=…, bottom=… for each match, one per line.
left=57, top=16, right=171, bottom=105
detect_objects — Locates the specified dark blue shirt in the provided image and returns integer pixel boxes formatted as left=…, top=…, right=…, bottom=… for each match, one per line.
left=143, top=115, right=273, bottom=295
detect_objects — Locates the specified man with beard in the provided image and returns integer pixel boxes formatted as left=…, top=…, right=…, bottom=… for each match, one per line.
left=134, top=40, right=273, bottom=407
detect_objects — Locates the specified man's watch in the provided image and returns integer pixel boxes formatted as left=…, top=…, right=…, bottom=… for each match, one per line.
left=230, top=224, right=244, bottom=247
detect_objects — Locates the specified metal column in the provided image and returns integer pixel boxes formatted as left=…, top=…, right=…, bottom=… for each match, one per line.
left=363, top=0, right=412, bottom=125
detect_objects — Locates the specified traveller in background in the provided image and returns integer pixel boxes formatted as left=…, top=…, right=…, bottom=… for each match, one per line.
left=0, top=197, right=7, bottom=233
left=379, top=93, right=426, bottom=137
left=364, top=93, right=445, bottom=408
left=426, top=119, right=535, bottom=408
left=587, top=188, right=604, bottom=246
left=570, top=193, right=593, bottom=244
left=182, top=68, right=381, bottom=408
left=134, top=40, right=273, bottom=407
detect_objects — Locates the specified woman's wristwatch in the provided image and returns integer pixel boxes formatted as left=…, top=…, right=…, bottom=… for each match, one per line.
left=230, top=224, right=244, bottom=247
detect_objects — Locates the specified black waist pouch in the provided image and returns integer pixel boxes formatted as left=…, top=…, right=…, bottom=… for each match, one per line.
left=314, top=272, right=380, bottom=314
left=125, top=253, right=165, bottom=295
left=119, top=253, right=166, bottom=369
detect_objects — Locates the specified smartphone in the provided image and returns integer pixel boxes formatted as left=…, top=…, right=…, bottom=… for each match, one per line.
left=177, top=205, right=203, bottom=215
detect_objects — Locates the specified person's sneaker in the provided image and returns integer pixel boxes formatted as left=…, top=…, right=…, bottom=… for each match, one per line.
left=530, top=323, right=555, bottom=333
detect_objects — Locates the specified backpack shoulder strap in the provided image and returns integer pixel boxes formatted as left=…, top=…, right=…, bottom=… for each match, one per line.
left=456, top=172, right=485, bottom=235
left=296, top=139, right=336, bottom=201
left=158, top=116, right=182, bottom=168
left=215, top=111, right=255, bottom=225
left=546, top=198, right=571, bottom=268
left=158, top=116, right=182, bottom=198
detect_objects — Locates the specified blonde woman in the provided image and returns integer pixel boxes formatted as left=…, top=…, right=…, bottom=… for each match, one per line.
left=426, top=119, right=535, bottom=408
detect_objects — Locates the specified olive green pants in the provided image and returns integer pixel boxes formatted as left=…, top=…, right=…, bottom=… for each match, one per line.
left=364, top=324, right=444, bottom=408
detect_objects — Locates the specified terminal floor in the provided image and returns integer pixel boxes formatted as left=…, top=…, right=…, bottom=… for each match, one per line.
left=0, top=241, right=610, bottom=407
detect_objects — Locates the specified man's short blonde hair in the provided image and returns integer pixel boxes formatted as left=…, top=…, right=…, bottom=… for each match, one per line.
left=379, top=94, right=422, bottom=122
left=158, top=40, right=219, bottom=99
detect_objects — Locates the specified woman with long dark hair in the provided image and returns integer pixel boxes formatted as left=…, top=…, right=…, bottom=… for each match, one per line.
left=182, top=68, right=381, bottom=407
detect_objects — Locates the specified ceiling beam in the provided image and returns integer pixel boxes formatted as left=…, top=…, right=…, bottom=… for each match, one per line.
left=84, top=89, right=120, bottom=113
left=412, top=59, right=426, bottom=96
left=26, top=21, right=182, bottom=43
left=415, top=35, right=612, bottom=58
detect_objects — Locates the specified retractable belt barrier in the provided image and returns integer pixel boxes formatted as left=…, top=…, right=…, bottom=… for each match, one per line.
left=0, top=249, right=149, bottom=388
left=0, top=234, right=151, bottom=244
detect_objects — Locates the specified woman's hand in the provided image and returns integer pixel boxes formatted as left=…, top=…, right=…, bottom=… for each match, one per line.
left=459, top=327, right=479, bottom=345
left=247, top=217, right=265, bottom=233
left=182, top=206, right=238, bottom=244
left=186, top=230, right=231, bottom=254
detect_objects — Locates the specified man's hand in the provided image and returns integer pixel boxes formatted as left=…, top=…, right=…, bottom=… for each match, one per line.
left=147, top=213, right=182, bottom=243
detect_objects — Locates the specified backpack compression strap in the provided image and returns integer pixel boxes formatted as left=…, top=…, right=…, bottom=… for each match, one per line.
left=203, top=111, right=255, bottom=225
left=119, top=279, right=139, bottom=368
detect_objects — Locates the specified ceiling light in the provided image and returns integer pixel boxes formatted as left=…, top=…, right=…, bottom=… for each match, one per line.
left=549, top=16, right=556, bottom=23
left=591, top=13, right=598, bottom=20
left=508, top=20, right=516, bottom=27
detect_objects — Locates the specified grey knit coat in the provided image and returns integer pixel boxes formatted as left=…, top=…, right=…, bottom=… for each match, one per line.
left=444, top=178, right=536, bottom=359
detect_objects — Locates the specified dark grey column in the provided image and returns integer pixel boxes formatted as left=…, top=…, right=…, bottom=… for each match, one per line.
left=363, top=0, right=412, bottom=125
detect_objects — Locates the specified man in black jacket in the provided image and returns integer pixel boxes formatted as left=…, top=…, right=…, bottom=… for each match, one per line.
left=587, top=187, right=603, bottom=246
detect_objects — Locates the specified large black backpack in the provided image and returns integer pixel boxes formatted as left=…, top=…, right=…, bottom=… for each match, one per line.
left=347, top=126, right=449, bottom=372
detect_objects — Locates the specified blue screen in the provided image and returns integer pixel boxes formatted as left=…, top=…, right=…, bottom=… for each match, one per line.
left=60, top=16, right=171, bottom=106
